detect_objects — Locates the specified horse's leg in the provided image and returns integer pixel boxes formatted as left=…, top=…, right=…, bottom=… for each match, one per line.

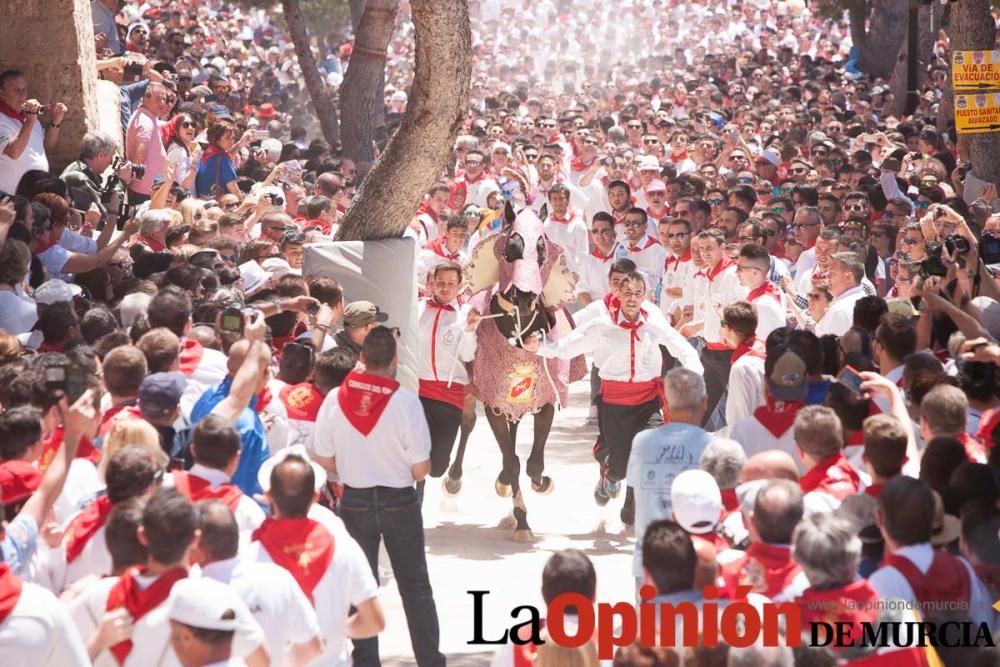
left=526, top=403, right=555, bottom=494
left=484, top=408, right=532, bottom=541
left=443, top=395, right=478, bottom=495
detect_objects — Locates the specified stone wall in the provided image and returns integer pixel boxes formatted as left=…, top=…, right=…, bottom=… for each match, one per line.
left=0, top=0, right=99, bottom=171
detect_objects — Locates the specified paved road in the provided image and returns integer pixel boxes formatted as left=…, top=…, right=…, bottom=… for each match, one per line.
left=376, top=375, right=638, bottom=665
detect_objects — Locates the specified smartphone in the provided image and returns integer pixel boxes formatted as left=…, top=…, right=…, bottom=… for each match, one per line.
left=123, top=62, right=143, bottom=83
left=44, top=365, right=66, bottom=390
left=64, top=365, right=91, bottom=405
left=306, top=303, right=320, bottom=318
left=220, top=307, right=244, bottom=333
left=836, top=365, right=866, bottom=397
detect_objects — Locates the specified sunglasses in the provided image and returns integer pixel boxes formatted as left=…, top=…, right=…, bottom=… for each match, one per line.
left=524, top=153, right=538, bottom=160
left=181, top=121, right=196, bottom=129
left=791, top=167, right=808, bottom=175
left=643, top=139, right=659, bottom=145
left=915, top=200, right=930, bottom=208
left=870, top=231, right=887, bottom=238
left=583, top=139, right=598, bottom=146
left=178, top=76, right=192, bottom=82
left=707, top=198, right=724, bottom=206
left=812, top=149, right=828, bottom=157
left=624, top=220, right=646, bottom=227
left=791, top=222, right=820, bottom=229
left=737, top=235, right=758, bottom=242
left=736, top=177, right=754, bottom=185
left=465, top=160, right=483, bottom=167
left=282, top=231, right=306, bottom=243
left=665, top=232, right=689, bottom=239
left=628, top=123, right=643, bottom=129
left=540, top=122, right=557, bottom=129
left=845, top=204, right=866, bottom=212
left=730, top=154, right=747, bottom=160
left=221, top=254, right=238, bottom=263
left=902, top=237, right=920, bottom=245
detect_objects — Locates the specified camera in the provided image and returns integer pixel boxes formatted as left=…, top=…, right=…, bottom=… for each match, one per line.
left=265, top=193, right=284, bottom=206
left=944, top=234, right=971, bottom=256
left=113, top=155, right=146, bottom=180
left=220, top=306, right=244, bottom=333
left=919, top=243, right=949, bottom=279
left=981, top=232, right=1000, bottom=265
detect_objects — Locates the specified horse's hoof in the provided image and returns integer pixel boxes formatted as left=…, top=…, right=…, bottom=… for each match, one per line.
left=513, top=528, right=535, bottom=542
left=531, top=476, right=554, bottom=495
left=442, top=475, right=462, bottom=496
left=498, top=513, right=517, bottom=530
left=495, top=476, right=513, bottom=497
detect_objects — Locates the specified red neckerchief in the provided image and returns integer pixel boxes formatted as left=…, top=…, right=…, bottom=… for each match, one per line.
left=252, top=517, right=334, bottom=604
left=65, top=495, right=113, bottom=563
left=864, top=483, right=883, bottom=499
left=39, top=427, right=100, bottom=472
left=957, top=432, right=986, bottom=462
left=279, top=382, right=324, bottom=422
left=33, top=232, right=60, bottom=255
left=603, top=293, right=621, bottom=320
left=665, top=249, right=692, bottom=272
left=669, top=151, right=689, bottom=163
left=178, top=338, right=204, bottom=376
left=882, top=551, right=971, bottom=611
left=706, top=259, right=733, bottom=283
left=975, top=408, right=1000, bottom=453
left=646, top=204, right=668, bottom=220
left=611, top=211, right=627, bottom=228
left=37, top=340, right=64, bottom=353
left=591, top=243, right=619, bottom=261
left=253, top=386, right=272, bottom=414
left=617, top=308, right=648, bottom=383
left=570, top=155, right=594, bottom=173
left=799, top=453, right=860, bottom=500
left=795, top=580, right=881, bottom=647
left=731, top=335, right=766, bottom=364
left=302, top=218, right=331, bottom=235
left=416, top=201, right=439, bottom=224
left=747, top=280, right=781, bottom=303
left=337, top=370, right=400, bottom=436
left=462, top=170, right=487, bottom=185
left=0, top=98, right=26, bottom=123
left=811, top=268, right=829, bottom=283
left=134, top=236, right=167, bottom=252
left=548, top=210, right=576, bottom=225
left=171, top=470, right=243, bottom=512
left=803, top=239, right=817, bottom=251
left=424, top=298, right=455, bottom=380
left=722, top=542, right=802, bottom=600
left=424, top=236, right=461, bottom=261
left=200, top=144, right=230, bottom=166
left=0, top=459, right=41, bottom=505
left=106, top=566, right=188, bottom=664
left=753, top=397, right=805, bottom=439
left=271, top=334, right=297, bottom=359
left=628, top=235, right=658, bottom=253
left=0, top=563, right=22, bottom=624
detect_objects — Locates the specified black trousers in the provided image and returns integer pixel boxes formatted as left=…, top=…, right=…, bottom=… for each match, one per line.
left=599, top=399, right=662, bottom=482
left=701, top=347, right=732, bottom=428
left=420, top=397, right=463, bottom=478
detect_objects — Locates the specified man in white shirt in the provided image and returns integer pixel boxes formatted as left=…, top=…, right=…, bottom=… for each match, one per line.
left=622, top=206, right=666, bottom=294
left=720, top=302, right=767, bottom=428
left=543, top=183, right=589, bottom=272
left=416, top=216, right=469, bottom=290
left=790, top=206, right=823, bottom=280
left=192, top=499, right=324, bottom=666
left=526, top=271, right=702, bottom=526
left=735, top=244, right=786, bottom=341
left=576, top=213, right=624, bottom=305
left=166, top=577, right=252, bottom=667
left=311, top=327, right=444, bottom=666
left=814, top=252, right=866, bottom=338
left=0, top=70, right=67, bottom=195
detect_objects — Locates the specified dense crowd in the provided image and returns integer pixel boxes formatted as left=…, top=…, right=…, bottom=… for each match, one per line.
left=0, top=0, right=998, bottom=665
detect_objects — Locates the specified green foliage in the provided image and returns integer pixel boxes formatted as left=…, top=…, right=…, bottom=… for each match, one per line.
left=242, top=0, right=351, bottom=36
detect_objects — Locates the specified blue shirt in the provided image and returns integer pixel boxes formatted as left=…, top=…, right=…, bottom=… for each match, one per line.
left=120, top=80, right=148, bottom=134
left=807, top=378, right=832, bottom=405
left=0, top=513, right=38, bottom=576
left=190, top=377, right=269, bottom=496
left=627, top=423, right=713, bottom=577
left=195, top=153, right=237, bottom=197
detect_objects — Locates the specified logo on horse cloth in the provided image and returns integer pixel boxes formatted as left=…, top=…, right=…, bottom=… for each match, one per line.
left=508, top=363, right=537, bottom=404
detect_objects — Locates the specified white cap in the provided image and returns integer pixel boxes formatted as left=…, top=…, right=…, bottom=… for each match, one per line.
left=167, top=578, right=241, bottom=631
left=34, top=279, right=82, bottom=305
left=120, top=292, right=152, bottom=328
left=257, top=444, right=326, bottom=493
left=261, top=257, right=300, bottom=279
left=638, top=155, right=660, bottom=171
left=390, top=90, right=408, bottom=103
left=671, top=470, right=722, bottom=535
left=238, top=260, right=270, bottom=297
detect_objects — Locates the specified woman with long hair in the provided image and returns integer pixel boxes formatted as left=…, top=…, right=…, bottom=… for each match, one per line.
left=160, top=112, right=200, bottom=191
left=196, top=120, right=250, bottom=198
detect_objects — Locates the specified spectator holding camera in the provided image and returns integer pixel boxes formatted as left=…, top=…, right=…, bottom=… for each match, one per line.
left=60, top=130, right=134, bottom=215
left=0, top=70, right=67, bottom=196
left=125, top=82, right=172, bottom=205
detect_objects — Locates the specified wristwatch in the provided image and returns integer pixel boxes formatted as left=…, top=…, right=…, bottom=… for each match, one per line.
left=50, top=122, right=61, bottom=128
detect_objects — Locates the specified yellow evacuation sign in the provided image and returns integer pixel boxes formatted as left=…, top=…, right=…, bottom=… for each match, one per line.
left=952, top=51, right=1000, bottom=89
left=955, top=92, right=1000, bottom=134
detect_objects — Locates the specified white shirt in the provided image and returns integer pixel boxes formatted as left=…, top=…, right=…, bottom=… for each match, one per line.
left=747, top=284, right=786, bottom=341
left=417, top=298, right=477, bottom=386
left=576, top=244, right=623, bottom=300
left=625, top=235, right=667, bottom=293
left=198, top=557, right=320, bottom=667
left=793, top=246, right=816, bottom=281
left=660, top=252, right=696, bottom=317
left=243, top=518, right=379, bottom=667
left=0, top=113, right=48, bottom=196
left=870, top=543, right=997, bottom=629
left=814, top=285, right=865, bottom=338
left=416, top=243, right=467, bottom=288
left=312, top=383, right=431, bottom=488
left=537, top=306, right=704, bottom=379
left=185, top=464, right=266, bottom=533
left=180, top=344, right=229, bottom=419
left=0, top=288, right=37, bottom=335
left=67, top=575, right=118, bottom=651
left=543, top=210, right=589, bottom=271
left=726, top=353, right=766, bottom=428
left=0, top=578, right=90, bottom=666
left=704, top=263, right=748, bottom=344
left=728, top=414, right=803, bottom=472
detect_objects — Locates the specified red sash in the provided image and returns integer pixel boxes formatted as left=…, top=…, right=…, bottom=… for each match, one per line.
left=752, top=398, right=804, bottom=439
left=0, top=460, right=42, bottom=505
left=796, top=580, right=881, bottom=649
left=0, top=563, right=22, bottom=624
left=252, top=518, right=334, bottom=604
left=600, top=379, right=664, bottom=407
left=721, top=542, right=802, bottom=600
left=419, top=380, right=466, bottom=411
left=39, top=427, right=101, bottom=472
left=178, top=338, right=205, bottom=377
left=279, top=382, right=324, bottom=422
left=800, top=453, right=860, bottom=500
left=883, top=551, right=971, bottom=611
left=171, top=471, right=243, bottom=512
left=65, top=495, right=113, bottom=563
left=337, top=371, right=400, bottom=436
left=106, top=566, right=188, bottom=664
left=731, top=335, right=766, bottom=364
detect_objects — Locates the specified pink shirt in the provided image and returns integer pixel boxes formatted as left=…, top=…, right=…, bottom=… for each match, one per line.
left=125, top=105, right=165, bottom=196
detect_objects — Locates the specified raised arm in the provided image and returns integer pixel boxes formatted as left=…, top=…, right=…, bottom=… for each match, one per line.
left=211, top=311, right=267, bottom=422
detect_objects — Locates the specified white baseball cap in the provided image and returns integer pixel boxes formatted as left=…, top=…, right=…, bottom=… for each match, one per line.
left=257, top=444, right=327, bottom=493
left=671, top=470, right=722, bottom=535
left=167, top=578, right=241, bottom=631
left=238, top=260, right=270, bottom=297
left=34, top=279, right=82, bottom=305
left=120, top=292, right=152, bottom=328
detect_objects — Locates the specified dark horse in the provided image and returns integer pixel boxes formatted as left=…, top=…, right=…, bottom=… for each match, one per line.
left=457, top=204, right=583, bottom=541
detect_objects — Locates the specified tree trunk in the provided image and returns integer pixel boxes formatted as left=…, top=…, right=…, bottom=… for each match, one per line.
left=350, top=0, right=367, bottom=32
left=283, top=0, right=340, bottom=146
left=888, top=2, right=944, bottom=116
left=336, top=0, right=471, bottom=241
left=950, top=0, right=1000, bottom=184
left=847, top=0, right=868, bottom=51
left=339, top=0, right=399, bottom=175
left=857, top=0, right=908, bottom=78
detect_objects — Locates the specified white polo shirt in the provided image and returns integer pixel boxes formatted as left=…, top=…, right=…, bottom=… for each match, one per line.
left=311, top=383, right=432, bottom=488
left=0, top=578, right=90, bottom=666
left=814, top=285, right=865, bottom=338
left=242, top=519, right=379, bottom=667
left=0, top=113, right=47, bottom=195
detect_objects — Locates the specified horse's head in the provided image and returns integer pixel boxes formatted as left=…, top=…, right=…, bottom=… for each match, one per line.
left=490, top=285, right=551, bottom=346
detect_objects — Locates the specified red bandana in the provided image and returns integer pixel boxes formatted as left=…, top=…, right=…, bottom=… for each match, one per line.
left=0, top=460, right=42, bottom=505
left=706, top=259, right=733, bottom=283
left=0, top=99, right=26, bottom=123
left=628, top=236, right=658, bottom=252
left=254, top=386, right=273, bottom=414
left=957, top=433, right=986, bottom=463
left=570, top=155, right=594, bottom=173
left=603, top=293, right=621, bottom=320
left=864, top=483, right=883, bottom=499
left=106, top=566, right=188, bottom=664
left=279, top=382, right=325, bottom=422
left=416, top=201, right=439, bottom=224
left=337, top=371, right=400, bottom=436
left=747, top=280, right=781, bottom=304
left=799, top=453, right=860, bottom=500
left=0, top=563, right=22, bottom=624
left=548, top=211, right=576, bottom=225
left=171, top=471, right=243, bottom=512
left=722, top=542, right=802, bottom=600
left=591, top=243, right=619, bottom=261
left=178, top=338, right=205, bottom=377
left=665, top=249, right=692, bottom=272
left=753, top=398, right=805, bottom=439
left=731, top=335, right=766, bottom=364
left=424, top=236, right=460, bottom=261
left=65, top=495, right=113, bottom=563
left=200, top=144, right=231, bottom=166
left=252, top=517, right=334, bottom=604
